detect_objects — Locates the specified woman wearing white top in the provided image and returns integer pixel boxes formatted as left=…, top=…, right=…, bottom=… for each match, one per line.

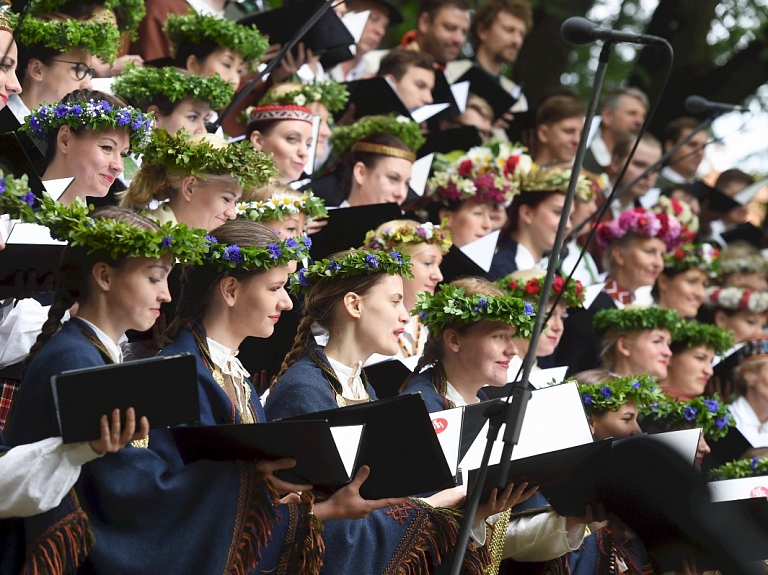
left=730, top=334, right=768, bottom=447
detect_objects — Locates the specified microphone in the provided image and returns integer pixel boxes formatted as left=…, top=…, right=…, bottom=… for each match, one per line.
left=685, top=95, right=746, bottom=115
left=561, top=17, right=666, bottom=46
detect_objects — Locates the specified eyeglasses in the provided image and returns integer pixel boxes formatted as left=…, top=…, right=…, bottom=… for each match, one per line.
left=49, top=59, right=96, bottom=81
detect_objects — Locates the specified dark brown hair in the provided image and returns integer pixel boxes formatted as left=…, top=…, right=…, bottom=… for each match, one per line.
left=24, top=207, right=159, bottom=368
left=469, top=0, right=533, bottom=48
left=662, top=116, right=700, bottom=147
left=339, top=132, right=413, bottom=201
left=377, top=48, right=435, bottom=81
left=418, top=0, right=471, bottom=20
left=165, top=220, right=281, bottom=341
left=535, top=95, right=585, bottom=127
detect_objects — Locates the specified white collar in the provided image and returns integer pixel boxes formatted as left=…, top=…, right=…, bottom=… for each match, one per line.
left=327, top=355, right=368, bottom=400
left=186, top=0, right=225, bottom=17
left=77, top=317, right=123, bottom=364
left=660, top=165, right=690, bottom=184
left=207, top=337, right=250, bottom=380
left=515, top=243, right=538, bottom=270
left=589, top=131, right=612, bottom=168
left=444, top=380, right=480, bottom=407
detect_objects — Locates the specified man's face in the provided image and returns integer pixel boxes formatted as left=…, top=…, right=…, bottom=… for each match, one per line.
left=603, top=95, right=646, bottom=139
left=666, top=128, right=707, bottom=178
left=418, top=6, right=470, bottom=65
left=611, top=140, right=663, bottom=199
left=478, top=10, right=527, bottom=64
left=390, top=66, right=435, bottom=111
left=354, top=2, right=390, bottom=55
left=537, top=117, right=582, bottom=164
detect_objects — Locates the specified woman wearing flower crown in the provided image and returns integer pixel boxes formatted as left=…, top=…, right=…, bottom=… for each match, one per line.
left=362, top=219, right=451, bottom=359
left=246, top=104, right=316, bottom=185
left=120, top=130, right=274, bottom=232
left=0, top=9, right=22, bottom=111
left=699, top=286, right=768, bottom=344
left=5, top=205, right=306, bottom=573
left=718, top=241, right=768, bottom=292
left=593, top=307, right=681, bottom=380
left=265, top=249, right=496, bottom=575
left=12, top=12, right=121, bottom=122
left=556, top=205, right=682, bottom=374
left=659, top=321, right=733, bottom=401
left=651, top=242, right=720, bottom=319
left=729, top=334, right=768, bottom=448
left=21, top=89, right=152, bottom=206
left=237, top=184, right=328, bottom=240
left=112, top=65, right=235, bottom=137
left=427, top=142, right=529, bottom=249
left=495, top=269, right=585, bottom=374
left=490, top=164, right=591, bottom=278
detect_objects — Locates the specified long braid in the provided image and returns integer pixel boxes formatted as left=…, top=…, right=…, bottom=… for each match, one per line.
left=23, top=287, right=79, bottom=371
left=400, top=335, right=443, bottom=391
left=273, top=315, right=314, bottom=386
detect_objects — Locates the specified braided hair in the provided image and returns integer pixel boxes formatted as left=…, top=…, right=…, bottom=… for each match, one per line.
left=24, top=207, right=159, bottom=369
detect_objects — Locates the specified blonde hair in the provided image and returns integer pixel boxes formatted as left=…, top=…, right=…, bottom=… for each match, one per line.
left=734, top=355, right=768, bottom=396
left=265, top=82, right=304, bottom=99
left=465, top=94, right=494, bottom=124
left=120, top=134, right=247, bottom=209
left=252, top=183, right=304, bottom=203
left=508, top=268, right=546, bottom=284
left=371, top=219, right=438, bottom=258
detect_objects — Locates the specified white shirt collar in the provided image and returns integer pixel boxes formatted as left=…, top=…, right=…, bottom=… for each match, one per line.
left=186, top=0, right=225, bottom=17
left=77, top=317, right=123, bottom=364
left=660, top=165, right=690, bottom=185
left=327, top=356, right=368, bottom=400
left=589, top=131, right=612, bottom=168
left=444, top=380, right=480, bottom=407
left=207, top=337, right=250, bottom=380
left=515, top=243, right=538, bottom=271
left=729, top=396, right=768, bottom=447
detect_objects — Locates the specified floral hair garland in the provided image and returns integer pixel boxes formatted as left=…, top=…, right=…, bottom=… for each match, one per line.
left=24, top=0, right=146, bottom=38
left=16, top=15, right=121, bottom=64
left=260, top=79, right=349, bottom=113
left=652, top=196, right=698, bottom=243
left=289, top=249, right=413, bottom=294
left=596, top=206, right=682, bottom=251
left=329, top=115, right=425, bottom=157
left=516, top=164, right=594, bottom=202
left=112, top=65, right=235, bottom=111
left=593, top=307, right=681, bottom=336
left=427, top=141, right=532, bottom=207
left=236, top=190, right=328, bottom=222
left=22, top=99, right=154, bottom=151
left=664, top=242, right=720, bottom=277
left=705, top=286, right=768, bottom=314
left=165, top=12, right=269, bottom=71
left=413, top=283, right=537, bottom=340
left=577, top=372, right=664, bottom=414
left=495, top=273, right=585, bottom=309
left=638, top=394, right=734, bottom=441
left=0, top=172, right=37, bottom=223
left=204, top=234, right=311, bottom=273
left=709, top=456, right=768, bottom=480
left=35, top=194, right=209, bottom=264
left=720, top=254, right=768, bottom=275
left=140, top=129, right=277, bottom=192
left=363, top=220, right=452, bottom=255
left=672, top=320, right=734, bottom=355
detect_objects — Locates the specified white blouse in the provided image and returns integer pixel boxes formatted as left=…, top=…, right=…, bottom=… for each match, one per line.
left=729, top=396, right=768, bottom=448
left=327, top=356, right=369, bottom=400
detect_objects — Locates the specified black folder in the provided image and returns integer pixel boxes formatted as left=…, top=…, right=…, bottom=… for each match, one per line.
left=334, top=77, right=411, bottom=122
left=285, top=393, right=455, bottom=499
left=308, top=202, right=402, bottom=259
left=703, top=426, right=753, bottom=472
left=454, top=66, right=519, bottom=121
left=470, top=439, right=613, bottom=516
left=239, top=0, right=354, bottom=57
left=52, top=353, right=199, bottom=443
left=363, top=358, right=413, bottom=399
left=171, top=420, right=361, bottom=490
left=420, top=125, right=483, bottom=156
left=0, top=132, right=46, bottom=195
left=439, top=244, right=490, bottom=284
left=0, top=224, right=66, bottom=299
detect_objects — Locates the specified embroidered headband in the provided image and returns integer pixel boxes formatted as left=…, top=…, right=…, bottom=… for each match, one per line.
left=112, top=65, right=235, bottom=111
left=363, top=220, right=452, bottom=255
left=289, top=249, right=413, bottom=294
left=204, top=234, right=311, bottom=273
left=139, top=129, right=277, bottom=192
left=672, top=320, right=734, bottom=356
left=577, top=372, right=664, bottom=414
left=413, top=283, right=537, bottom=340
left=0, top=6, right=15, bottom=33
left=705, top=286, right=768, bottom=314
left=593, top=307, right=681, bottom=336
left=596, top=206, right=682, bottom=251
left=351, top=141, right=416, bottom=163
left=638, top=393, right=734, bottom=441
left=737, top=334, right=768, bottom=364
left=664, top=242, right=721, bottom=277
left=236, top=190, right=328, bottom=222
left=247, top=104, right=314, bottom=125
left=22, top=99, right=154, bottom=150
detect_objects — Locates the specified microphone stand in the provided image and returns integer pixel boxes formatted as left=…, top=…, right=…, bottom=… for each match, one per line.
left=211, top=0, right=337, bottom=131
left=565, top=115, right=715, bottom=243
left=445, top=40, right=616, bottom=575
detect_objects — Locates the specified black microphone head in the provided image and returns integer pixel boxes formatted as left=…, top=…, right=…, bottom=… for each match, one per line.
left=685, top=95, right=708, bottom=114
left=561, top=17, right=596, bottom=45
